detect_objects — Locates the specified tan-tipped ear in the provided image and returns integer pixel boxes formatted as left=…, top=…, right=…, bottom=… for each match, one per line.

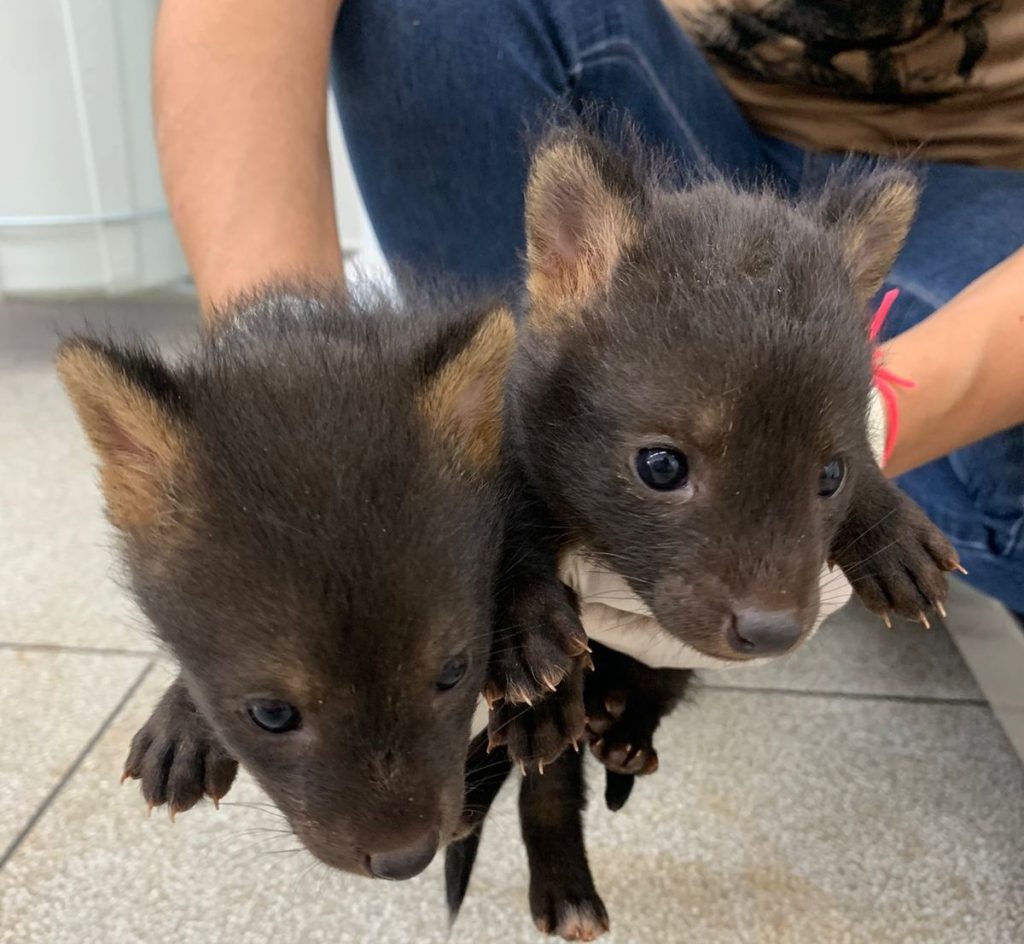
left=56, top=340, right=186, bottom=531
left=420, top=307, right=517, bottom=473
left=525, top=134, right=641, bottom=318
left=829, top=170, right=920, bottom=306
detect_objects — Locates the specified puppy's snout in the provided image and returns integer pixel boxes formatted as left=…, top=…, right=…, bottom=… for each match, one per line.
left=728, top=608, right=803, bottom=656
left=367, top=829, right=439, bottom=881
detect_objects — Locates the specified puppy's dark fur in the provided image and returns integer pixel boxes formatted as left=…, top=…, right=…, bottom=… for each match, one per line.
left=59, top=283, right=523, bottom=877
left=451, top=128, right=958, bottom=940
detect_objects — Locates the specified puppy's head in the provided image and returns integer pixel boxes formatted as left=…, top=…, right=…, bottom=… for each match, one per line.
left=58, top=289, right=515, bottom=879
left=514, top=129, right=918, bottom=661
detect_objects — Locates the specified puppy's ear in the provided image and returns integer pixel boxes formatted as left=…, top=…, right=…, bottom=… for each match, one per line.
left=56, top=339, right=188, bottom=531
left=820, top=168, right=920, bottom=306
left=525, top=131, right=643, bottom=318
left=420, top=306, right=516, bottom=473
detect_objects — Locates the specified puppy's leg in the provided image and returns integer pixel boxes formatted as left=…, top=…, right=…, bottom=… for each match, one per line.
left=584, top=644, right=690, bottom=811
left=486, top=477, right=590, bottom=770
left=487, top=570, right=589, bottom=709
left=123, top=676, right=237, bottom=816
left=489, top=659, right=587, bottom=773
left=520, top=750, right=609, bottom=942
left=832, top=464, right=960, bottom=626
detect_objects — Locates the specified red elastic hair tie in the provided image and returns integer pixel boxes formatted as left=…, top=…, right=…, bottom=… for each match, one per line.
left=869, top=288, right=915, bottom=466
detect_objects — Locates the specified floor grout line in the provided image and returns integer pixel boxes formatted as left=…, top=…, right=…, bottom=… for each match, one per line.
left=0, top=641, right=985, bottom=706
left=0, top=659, right=156, bottom=871
left=697, top=682, right=989, bottom=707
left=0, top=641, right=160, bottom=659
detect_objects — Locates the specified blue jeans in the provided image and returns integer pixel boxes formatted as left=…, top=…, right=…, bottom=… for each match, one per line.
left=332, top=0, right=1024, bottom=613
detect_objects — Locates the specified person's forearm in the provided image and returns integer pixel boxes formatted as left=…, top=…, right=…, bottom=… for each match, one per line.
left=881, top=246, right=1024, bottom=476
left=154, top=0, right=345, bottom=319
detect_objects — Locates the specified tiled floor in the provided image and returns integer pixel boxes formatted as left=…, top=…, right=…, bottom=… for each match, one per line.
left=1, top=294, right=1022, bottom=944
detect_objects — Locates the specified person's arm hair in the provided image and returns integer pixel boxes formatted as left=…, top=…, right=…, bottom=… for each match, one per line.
left=153, top=0, right=345, bottom=319
left=881, top=246, right=1024, bottom=476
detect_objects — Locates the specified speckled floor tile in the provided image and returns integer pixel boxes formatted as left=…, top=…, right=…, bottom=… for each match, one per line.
left=941, top=577, right=1024, bottom=761
left=0, top=650, right=150, bottom=858
left=0, top=373, right=152, bottom=651
left=0, top=297, right=195, bottom=651
left=700, top=590, right=984, bottom=701
left=2, top=671, right=1020, bottom=944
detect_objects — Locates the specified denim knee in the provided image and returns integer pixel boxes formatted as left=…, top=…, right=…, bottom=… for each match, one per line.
left=331, top=0, right=584, bottom=283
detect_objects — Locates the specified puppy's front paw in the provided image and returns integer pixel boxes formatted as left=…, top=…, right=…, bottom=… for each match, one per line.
left=123, top=680, right=237, bottom=817
left=486, top=578, right=589, bottom=708
left=834, top=485, right=960, bottom=628
left=488, top=660, right=587, bottom=772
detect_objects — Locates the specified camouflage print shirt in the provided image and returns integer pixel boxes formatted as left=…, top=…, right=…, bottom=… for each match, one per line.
left=666, top=0, right=1024, bottom=169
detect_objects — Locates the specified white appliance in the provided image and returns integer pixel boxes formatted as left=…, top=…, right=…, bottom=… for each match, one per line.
left=0, top=0, right=371, bottom=298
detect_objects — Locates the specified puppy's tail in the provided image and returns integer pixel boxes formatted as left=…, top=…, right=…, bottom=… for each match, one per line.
left=446, top=730, right=513, bottom=924
left=445, top=829, right=484, bottom=923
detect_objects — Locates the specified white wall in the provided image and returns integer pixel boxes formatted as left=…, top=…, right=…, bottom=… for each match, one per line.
left=0, top=0, right=378, bottom=298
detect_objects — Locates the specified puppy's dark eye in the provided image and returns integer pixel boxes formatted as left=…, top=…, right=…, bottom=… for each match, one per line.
left=436, top=655, right=468, bottom=692
left=818, top=457, right=846, bottom=498
left=636, top=447, right=689, bottom=491
left=248, top=700, right=302, bottom=733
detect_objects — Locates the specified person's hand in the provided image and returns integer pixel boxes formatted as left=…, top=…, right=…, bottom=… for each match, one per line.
left=881, top=246, right=1024, bottom=476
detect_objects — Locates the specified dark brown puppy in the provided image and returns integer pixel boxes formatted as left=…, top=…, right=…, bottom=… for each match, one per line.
left=58, top=283, right=544, bottom=881
left=452, top=128, right=959, bottom=940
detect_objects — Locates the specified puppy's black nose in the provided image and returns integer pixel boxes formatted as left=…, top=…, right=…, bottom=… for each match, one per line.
left=729, top=609, right=803, bottom=656
left=368, top=831, right=439, bottom=881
